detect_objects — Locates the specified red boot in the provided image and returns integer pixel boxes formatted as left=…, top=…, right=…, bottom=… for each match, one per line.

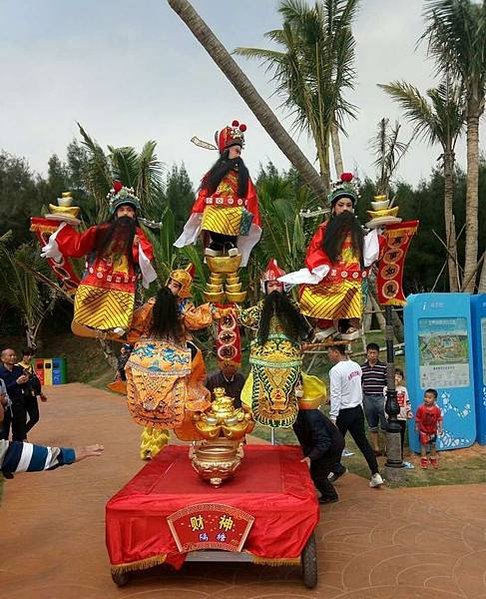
left=420, top=457, right=428, bottom=469
left=429, top=456, right=439, bottom=469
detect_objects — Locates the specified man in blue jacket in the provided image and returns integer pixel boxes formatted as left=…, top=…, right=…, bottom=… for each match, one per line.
left=293, top=393, right=345, bottom=504
left=0, top=348, right=29, bottom=441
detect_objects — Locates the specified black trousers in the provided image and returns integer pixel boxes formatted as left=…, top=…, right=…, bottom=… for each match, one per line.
left=1, top=400, right=27, bottom=441
left=332, top=405, right=379, bottom=476
left=311, top=443, right=345, bottom=501
left=25, top=395, right=40, bottom=434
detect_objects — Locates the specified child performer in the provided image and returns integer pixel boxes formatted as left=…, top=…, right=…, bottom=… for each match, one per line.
left=415, top=388, right=443, bottom=469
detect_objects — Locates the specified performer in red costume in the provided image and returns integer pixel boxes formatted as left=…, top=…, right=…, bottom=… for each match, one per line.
left=280, top=173, right=381, bottom=342
left=41, top=182, right=157, bottom=336
left=174, top=120, right=261, bottom=266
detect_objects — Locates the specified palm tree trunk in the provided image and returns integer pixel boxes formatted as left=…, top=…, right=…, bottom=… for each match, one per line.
left=167, top=0, right=328, bottom=199
left=462, top=107, right=480, bottom=292
left=443, top=151, right=459, bottom=292
left=330, top=122, right=344, bottom=178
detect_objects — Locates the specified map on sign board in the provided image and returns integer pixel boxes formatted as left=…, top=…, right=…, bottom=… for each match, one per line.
left=418, top=317, right=470, bottom=389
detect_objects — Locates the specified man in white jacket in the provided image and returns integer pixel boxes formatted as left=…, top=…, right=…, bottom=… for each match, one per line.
left=327, top=344, right=384, bottom=488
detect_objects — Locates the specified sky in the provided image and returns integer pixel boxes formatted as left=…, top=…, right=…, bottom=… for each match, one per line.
left=1, top=0, right=484, bottom=191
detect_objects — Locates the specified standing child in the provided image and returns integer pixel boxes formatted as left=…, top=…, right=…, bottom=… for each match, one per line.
left=415, top=388, right=443, bottom=469
left=386, top=368, right=413, bottom=467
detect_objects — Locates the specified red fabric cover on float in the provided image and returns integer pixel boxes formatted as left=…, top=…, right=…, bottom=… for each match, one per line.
left=106, top=445, right=319, bottom=571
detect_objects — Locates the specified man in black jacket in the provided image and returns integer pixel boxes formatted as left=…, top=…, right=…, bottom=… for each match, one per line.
left=293, top=395, right=345, bottom=504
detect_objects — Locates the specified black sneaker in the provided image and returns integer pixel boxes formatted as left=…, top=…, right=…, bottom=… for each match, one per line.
left=327, top=468, right=348, bottom=483
left=319, top=496, right=339, bottom=504
left=2, top=471, right=14, bottom=479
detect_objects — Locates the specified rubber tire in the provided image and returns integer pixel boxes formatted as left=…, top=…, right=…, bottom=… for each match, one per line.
left=301, top=532, right=318, bottom=589
left=111, top=570, right=131, bottom=587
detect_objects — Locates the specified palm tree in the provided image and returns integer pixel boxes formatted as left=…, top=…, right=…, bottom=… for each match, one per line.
left=379, top=80, right=465, bottom=291
left=235, top=0, right=359, bottom=186
left=166, top=0, right=327, bottom=201
left=422, top=0, right=486, bottom=292
left=370, top=118, right=413, bottom=197
left=77, top=123, right=165, bottom=224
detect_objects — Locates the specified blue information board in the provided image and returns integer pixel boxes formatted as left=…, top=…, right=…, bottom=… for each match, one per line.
left=470, top=295, right=486, bottom=444
left=404, top=293, right=476, bottom=452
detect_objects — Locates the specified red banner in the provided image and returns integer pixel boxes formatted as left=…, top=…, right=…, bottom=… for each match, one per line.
left=30, top=217, right=80, bottom=295
left=167, top=503, right=254, bottom=553
left=377, top=220, right=419, bottom=306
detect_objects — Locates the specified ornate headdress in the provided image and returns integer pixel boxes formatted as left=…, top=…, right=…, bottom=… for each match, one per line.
left=107, top=180, right=141, bottom=215
left=190, top=120, right=247, bottom=155
left=168, top=263, right=196, bottom=299
left=328, top=172, right=359, bottom=207
left=260, top=258, right=287, bottom=293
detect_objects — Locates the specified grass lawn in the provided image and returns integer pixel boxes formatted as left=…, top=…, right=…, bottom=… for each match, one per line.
left=251, top=416, right=486, bottom=488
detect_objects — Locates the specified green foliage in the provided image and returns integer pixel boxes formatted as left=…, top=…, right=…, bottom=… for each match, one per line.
left=0, top=241, right=56, bottom=347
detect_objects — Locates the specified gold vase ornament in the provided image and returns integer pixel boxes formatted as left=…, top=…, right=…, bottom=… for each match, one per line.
left=191, top=388, right=254, bottom=487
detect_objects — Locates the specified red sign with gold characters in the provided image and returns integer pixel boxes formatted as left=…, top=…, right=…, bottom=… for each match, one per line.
left=377, top=220, right=419, bottom=307
left=167, top=503, right=254, bottom=553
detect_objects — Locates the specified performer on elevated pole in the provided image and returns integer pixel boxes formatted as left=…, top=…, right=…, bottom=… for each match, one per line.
left=174, top=120, right=261, bottom=266
left=280, top=173, right=381, bottom=342
left=126, top=265, right=216, bottom=459
left=40, top=182, right=157, bottom=337
left=238, top=259, right=312, bottom=428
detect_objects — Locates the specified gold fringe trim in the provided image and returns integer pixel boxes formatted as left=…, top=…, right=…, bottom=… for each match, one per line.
left=110, top=553, right=167, bottom=574
left=250, top=555, right=300, bottom=566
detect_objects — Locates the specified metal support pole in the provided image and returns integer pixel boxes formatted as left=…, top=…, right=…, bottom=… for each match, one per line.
left=270, top=428, right=276, bottom=446
left=383, top=305, right=404, bottom=481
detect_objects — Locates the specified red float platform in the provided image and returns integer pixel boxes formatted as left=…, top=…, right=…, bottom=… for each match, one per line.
left=106, top=444, right=320, bottom=575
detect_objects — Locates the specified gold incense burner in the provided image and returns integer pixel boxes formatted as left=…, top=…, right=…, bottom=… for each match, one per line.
left=191, top=388, right=254, bottom=487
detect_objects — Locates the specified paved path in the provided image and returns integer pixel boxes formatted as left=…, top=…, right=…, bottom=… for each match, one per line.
left=1, top=384, right=486, bottom=598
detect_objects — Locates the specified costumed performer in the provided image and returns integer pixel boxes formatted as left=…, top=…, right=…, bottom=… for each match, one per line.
left=126, top=266, right=215, bottom=459
left=280, top=173, right=380, bottom=341
left=41, top=181, right=157, bottom=336
left=174, top=120, right=261, bottom=265
left=238, top=259, right=312, bottom=428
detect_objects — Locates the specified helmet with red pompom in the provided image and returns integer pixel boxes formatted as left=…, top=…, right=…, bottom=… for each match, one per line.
left=107, top=180, right=141, bottom=215
left=328, top=172, right=359, bottom=207
left=214, top=120, right=247, bottom=154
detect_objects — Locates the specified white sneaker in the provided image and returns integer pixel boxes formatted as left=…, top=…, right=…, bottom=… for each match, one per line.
left=369, top=473, right=384, bottom=488
left=313, top=327, right=336, bottom=341
left=342, top=449, right=354, bottom=458
left=112, top=327, right=126, bottom=336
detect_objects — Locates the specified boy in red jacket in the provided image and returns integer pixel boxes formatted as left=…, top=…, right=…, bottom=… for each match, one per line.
left=415, top=388, right=443, bottom=469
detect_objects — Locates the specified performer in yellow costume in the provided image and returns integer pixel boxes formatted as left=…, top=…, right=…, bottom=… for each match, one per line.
left=280, top=173, right=381, bottom=341
left=238, top=259, right=312, bottom=428
left=174, top=120, right=261, bottom=265
left=126, top=266, right=214, bottom=459
left=41, top=181, right=156, bottom=336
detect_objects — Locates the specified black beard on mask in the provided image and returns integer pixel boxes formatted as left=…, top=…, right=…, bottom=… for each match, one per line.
left=95, top=215, right=137, bottom=265
left=323, top=210, right=364, bottom=266
left=201, top=149, right=249, bottom=198
left=258, top=290, right=311, bottom=345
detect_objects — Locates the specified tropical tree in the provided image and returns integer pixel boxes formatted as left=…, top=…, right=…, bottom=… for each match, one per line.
left=166, top=0, right=327, bottom=201
left=0, top=242, right=57, bottom=348
left=369, top=118, right=413, bottom=197
left=235, top=0, right=359, bottom=185
left=422, top=0, right=486, bottom=292
left=379, top=80, right=465, bottom=291
left=77, top=123, right=165, bottom=224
